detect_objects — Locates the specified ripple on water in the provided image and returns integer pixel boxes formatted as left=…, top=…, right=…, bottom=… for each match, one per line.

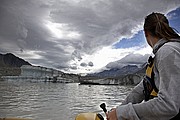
left=0, top=81, right=133, bottom=120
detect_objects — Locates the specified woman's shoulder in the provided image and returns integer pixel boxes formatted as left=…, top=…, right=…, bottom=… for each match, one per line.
left=156, top=39, right=180, bottom=59
left=163, top=39, right=180, bottom=51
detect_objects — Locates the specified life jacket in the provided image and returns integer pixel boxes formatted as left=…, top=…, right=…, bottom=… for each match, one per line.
left=143, top=56, right=158, bottom=101
left=143, top=56, right=180, bottom=120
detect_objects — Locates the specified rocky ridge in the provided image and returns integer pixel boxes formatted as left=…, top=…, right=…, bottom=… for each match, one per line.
left=0, top=53, right=31, bottom=77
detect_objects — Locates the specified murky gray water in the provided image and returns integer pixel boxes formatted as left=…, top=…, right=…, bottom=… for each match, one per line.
left=0, top=80, right=133, bottom=120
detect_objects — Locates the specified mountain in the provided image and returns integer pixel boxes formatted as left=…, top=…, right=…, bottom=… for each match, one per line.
left=87, top=64, right=146, bottom=78
left=0, top=53, right=32, bottom=77
left=0, top=53, right=31, bottom=67
left=0, top=53, right=81, bottom=81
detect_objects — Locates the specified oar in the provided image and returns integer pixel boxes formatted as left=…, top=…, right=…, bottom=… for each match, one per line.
left=100, top=103, right=108, bottom=120
left=0, top=118, right=32, bottom=120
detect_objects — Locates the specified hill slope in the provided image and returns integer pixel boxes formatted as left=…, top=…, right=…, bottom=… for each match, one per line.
left=0, top=53, right=31, bottom=67
left=87, top=64, right=146, bottom=78
left=0, top=53, right=31, bottom=76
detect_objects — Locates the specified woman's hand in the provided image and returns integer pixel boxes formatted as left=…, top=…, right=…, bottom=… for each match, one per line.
left=107, top=108, right=118, bottom=120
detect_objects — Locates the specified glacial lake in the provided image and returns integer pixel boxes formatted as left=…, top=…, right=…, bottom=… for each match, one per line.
left=0, top=80, right=133, bottom=120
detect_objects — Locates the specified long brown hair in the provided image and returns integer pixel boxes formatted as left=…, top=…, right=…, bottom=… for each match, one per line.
left=144, top=12, right=180, bottom=40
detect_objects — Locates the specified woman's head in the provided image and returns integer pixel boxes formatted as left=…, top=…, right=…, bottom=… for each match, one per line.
left=144, top=12, right=179, bottom=40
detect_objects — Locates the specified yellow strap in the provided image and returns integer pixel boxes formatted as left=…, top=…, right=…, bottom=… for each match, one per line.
left=146, top=63, right=154, bottom=78
left=150, top=89, right=158, bottom=96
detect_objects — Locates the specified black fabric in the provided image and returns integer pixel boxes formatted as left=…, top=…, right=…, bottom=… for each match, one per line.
left=97, top=113, right=104, bottom=120
left=150, top=71, right=158, bottom=93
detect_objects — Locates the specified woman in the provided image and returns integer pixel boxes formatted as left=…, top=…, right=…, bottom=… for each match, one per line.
left=108, top=12, right=180, bottom=120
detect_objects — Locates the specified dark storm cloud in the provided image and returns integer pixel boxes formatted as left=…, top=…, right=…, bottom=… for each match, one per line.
left=0, top=0, right=179, bottom=73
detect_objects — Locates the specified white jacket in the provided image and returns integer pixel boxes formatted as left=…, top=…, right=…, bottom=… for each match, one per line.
left=116, top=38, right=180, bottom=120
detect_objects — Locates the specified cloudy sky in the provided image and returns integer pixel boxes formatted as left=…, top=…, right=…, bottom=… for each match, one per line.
left=0, top=0, right=180, bottom=74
